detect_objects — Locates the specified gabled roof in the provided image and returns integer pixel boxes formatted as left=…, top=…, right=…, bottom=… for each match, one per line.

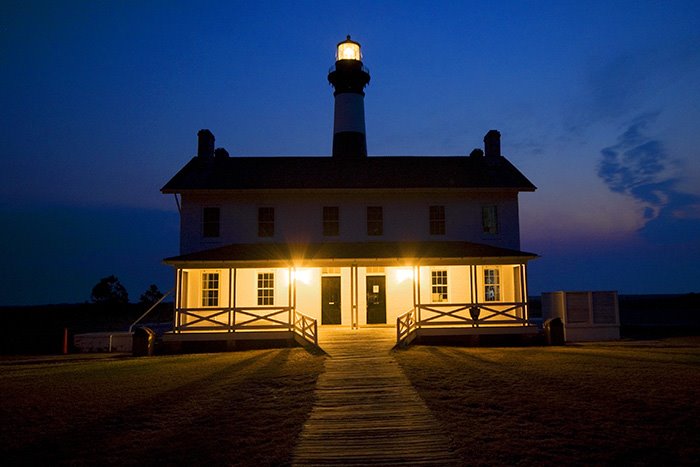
left=164, top=241, right=538, bottom=267
left=161, top=155, right=536, bottom=192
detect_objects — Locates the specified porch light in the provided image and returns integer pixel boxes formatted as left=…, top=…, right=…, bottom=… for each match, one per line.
left=336, top=35, right=361, bottom=61
left=292, top=268, right=313, bottom=285
left=394, top=268, right=413, bottom=284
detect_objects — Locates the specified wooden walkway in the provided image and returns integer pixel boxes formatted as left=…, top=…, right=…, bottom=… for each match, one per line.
left=293, top=327, right=457, bottom=466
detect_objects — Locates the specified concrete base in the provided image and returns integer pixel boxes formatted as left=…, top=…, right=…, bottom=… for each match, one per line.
left=410, top=325, right=542, bottom=347
left=160, top=330, right=310, bottom=353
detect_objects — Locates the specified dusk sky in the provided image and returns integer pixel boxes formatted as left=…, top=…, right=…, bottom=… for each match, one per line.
left=2, top=1, right=699, bottom=305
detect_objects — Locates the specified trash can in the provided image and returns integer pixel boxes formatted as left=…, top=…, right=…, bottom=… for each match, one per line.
left=132, top=326, right=156, bottom=356
left=544, top=317, right=565, bottom=346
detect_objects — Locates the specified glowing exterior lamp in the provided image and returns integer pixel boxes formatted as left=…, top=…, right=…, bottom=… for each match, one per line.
left=336, top=36, right=361, bottom=61
left=395, top=268, right=413, bottom=284
left=291, top=268, right=313, bottom=285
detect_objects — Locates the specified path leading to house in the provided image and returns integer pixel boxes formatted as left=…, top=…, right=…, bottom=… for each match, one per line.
left=293, top=327, right=457, bottom=466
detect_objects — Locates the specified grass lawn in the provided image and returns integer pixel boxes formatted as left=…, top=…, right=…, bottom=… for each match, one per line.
left=0, top=349, right=323, bottom=466
left=395, top=337, right=700, bottom=466
left=2, top=338, right=698, bottom=466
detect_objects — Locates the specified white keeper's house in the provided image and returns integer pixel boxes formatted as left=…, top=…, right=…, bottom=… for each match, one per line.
left=161, top=36, right=538, bottom=347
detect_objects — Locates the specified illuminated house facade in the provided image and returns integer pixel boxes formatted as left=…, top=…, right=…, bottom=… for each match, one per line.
left=162, top=37, right=537, bottom=346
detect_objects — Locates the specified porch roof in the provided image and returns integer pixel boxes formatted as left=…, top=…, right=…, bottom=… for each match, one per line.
left=164, top=241, right=538, bottom=268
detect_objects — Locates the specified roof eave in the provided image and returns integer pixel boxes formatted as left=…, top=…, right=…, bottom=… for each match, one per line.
left=162, top=185, right=537, bottom=194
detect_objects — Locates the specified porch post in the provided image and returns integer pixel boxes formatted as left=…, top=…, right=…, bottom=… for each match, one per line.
left=416, top=265, right=421, bottom=328
left=232, top=268, right=237, bottom=332
left=471, top=265, right=479, bottom=304
left=228, top=268, right=233, bottom=332
left=351, top=264, right=359, bottom=329
left=175, top=268, right=181, bottom=333
left=521, top=263, right=529, bottom=324
left=412, top=265, right=417, bottom=310
left=288, top=267, right=294, bottom=331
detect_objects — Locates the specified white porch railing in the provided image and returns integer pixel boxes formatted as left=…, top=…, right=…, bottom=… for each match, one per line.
left=397, top=308, right=418, bottom=345
left=294, top=312, right=318, bottom=346
left=418, top=302, right=528, bottom=327
left=396, top=302, right=530, bottom=345
left=174, top=306, right=318, bottom=346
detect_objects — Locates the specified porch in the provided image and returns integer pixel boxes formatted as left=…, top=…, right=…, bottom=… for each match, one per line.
left=163, top=241, right=539, bottom=348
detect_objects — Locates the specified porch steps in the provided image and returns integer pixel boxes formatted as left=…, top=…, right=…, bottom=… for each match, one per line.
left=293, top=327, right=457, bottom=465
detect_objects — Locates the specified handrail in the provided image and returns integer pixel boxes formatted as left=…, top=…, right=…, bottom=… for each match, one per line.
left=173, top=305, right=318, bottom=347
left=129, top=288, right=174, bottom=333
left=396, top=308, right=417, bottom=346
left=293, top=311, right=318, bottom=346
left=417, top=302, right=528, bottom=327
left=397, top=302, right=532, bottom=346
left=175, top=306, right=291, bottom=332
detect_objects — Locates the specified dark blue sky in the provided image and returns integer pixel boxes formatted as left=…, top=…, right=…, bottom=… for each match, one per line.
left=2, top=1, right=699, bottom=305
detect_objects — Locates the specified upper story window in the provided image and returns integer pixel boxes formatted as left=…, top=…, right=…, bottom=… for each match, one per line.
left=201, top=272, right=219, bottom=307
left=257, top=272, right=274, bottom=306
left=367, top=206, right=383, bottom=236
left=258, top=207, right=274, bottom=237
left=429, top=205, right=445, bottom=235
left=484, top=268, right=500, bottom=301
left=323, top=206, right=339, bottom=236
left=202, top=207, right=220, bottom=238
left=482, top=205, right=499, bottom=235
left=431, top=269, right=448, bottom=302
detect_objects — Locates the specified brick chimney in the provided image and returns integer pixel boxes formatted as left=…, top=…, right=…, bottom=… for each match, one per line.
left=484, top=130, right=501, bottom=157
left=197, top=129, right=215, bottom=158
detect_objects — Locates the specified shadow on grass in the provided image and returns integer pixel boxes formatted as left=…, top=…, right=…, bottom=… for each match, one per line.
left=395, top=339, right=700, bottom=466
left=2, top=349, right=324, bottom=466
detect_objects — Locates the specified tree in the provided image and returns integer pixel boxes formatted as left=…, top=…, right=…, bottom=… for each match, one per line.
left=139, top=284, right=163, bottom=307
left=91, top=275, right=129, bottom=305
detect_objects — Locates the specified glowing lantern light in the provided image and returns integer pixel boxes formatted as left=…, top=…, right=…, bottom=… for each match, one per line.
left=336, top=35, right=361, bottom=61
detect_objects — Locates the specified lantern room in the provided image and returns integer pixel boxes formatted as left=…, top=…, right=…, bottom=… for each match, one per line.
left=336, top=35, right=362, bottom=61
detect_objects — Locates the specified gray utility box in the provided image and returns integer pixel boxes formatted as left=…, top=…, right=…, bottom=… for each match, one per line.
left=541, top=291, right=620, bottom=342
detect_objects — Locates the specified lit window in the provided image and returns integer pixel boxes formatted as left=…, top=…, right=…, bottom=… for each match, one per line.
left=202, top=207, right=220, bottom=238
left=431, top=270, right=448, bottom=302
left=429, top=205, right=445, bottom=235
left=482, top=205, right=499, bottom=235
left=201, top=272, right=219, bottom=307
left=484, top=268, right=500, bottom=301
left=367, top=206, right=383, bottom=236
left=258, top=207, right=274, bottom=237
left=257, top=272, right=274, bottom=306
left=323, top=206, right=339, bottom=236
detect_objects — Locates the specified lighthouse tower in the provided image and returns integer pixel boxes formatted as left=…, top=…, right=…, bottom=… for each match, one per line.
left=328, top=36, right=371, bottom=159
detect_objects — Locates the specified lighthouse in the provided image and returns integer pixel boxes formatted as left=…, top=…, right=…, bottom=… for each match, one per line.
left=328, top=36, right=371, bottom=159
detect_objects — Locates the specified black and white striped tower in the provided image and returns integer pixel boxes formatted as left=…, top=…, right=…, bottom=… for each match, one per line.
left=328, top=35, right=371, bottom=159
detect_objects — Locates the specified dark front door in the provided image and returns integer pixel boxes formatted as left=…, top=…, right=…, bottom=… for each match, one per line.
left=366, top=275, right=386, bottom=324
left=321, top=276, right=341, bottom=325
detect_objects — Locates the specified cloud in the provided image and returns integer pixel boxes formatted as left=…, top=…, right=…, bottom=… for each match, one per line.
left=598, top=112, right=666, bottom=199
left=565, top=37, right=700, bottom=134
left=598, top=113, right=700, bottom=243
